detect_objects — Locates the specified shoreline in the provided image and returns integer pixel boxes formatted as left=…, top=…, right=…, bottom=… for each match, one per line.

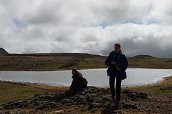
left=0, top=74, right=171, bottom=88
left=1, top=74, right=171, bottom=87
left=0, top=66, right=172, bottom=71
left=0, top=68, right=171, bottom=89
left=0, top=75, right=171, bottom=92
left=0, top=76, right=171, bottom=113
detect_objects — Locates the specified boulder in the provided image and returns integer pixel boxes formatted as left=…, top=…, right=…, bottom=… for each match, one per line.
left=60, top=98, right=72, bottom=104
left=53, top=92, right=66, bottom=102
left=34, top=101, right=56, bottom=110
left=3, top=100, right=27, bottom=109
left=123, top=90, right=148, bottom=100
left=122, top=102, right=138, bottom=109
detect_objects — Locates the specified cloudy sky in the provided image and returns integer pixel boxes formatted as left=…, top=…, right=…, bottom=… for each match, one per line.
left=0, top=0, right=172, bottom=57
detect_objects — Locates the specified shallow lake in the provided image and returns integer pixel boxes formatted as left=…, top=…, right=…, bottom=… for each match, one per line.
left=0, top=68, right=172, bottom=87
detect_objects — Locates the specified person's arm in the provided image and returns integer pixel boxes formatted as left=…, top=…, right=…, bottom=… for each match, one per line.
left=70, top=76, right=76, bottom=89
left=70, top=80, right=74, bottom=89
left=118, top=54, right=128, bottom=71
left=105, top=52, right=116, bottom=66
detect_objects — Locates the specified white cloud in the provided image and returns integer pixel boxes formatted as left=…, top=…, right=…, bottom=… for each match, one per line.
left=0, top=0, right=172, bottom=57
left=148, top=0, right=172, bottom=24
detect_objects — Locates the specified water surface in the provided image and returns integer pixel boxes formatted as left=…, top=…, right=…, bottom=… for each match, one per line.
left=0, top=68, right=172, bottom=87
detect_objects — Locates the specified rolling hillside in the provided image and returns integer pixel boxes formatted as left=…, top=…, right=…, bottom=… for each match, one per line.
left=128, top=55, right=172, bottom=69
left=0, top=52, right=172, bottom=71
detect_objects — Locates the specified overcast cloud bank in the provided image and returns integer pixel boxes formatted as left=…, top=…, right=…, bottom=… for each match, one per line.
left=0, top=0, right=172, bottom=57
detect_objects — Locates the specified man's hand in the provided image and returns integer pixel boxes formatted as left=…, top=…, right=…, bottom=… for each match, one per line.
left=116, top=67, right=120, bottom=71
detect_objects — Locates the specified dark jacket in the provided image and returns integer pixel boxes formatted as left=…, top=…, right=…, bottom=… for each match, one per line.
left=105, top=51, right=128, bottom=80
left=70, top=74, right=87, bottom=92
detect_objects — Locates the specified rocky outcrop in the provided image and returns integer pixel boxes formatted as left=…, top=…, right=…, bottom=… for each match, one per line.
left=123, top=89, right=148, bottom=100
left=1, top=86, right=148, bottom=111
left=0, top=48, right=8, bottom=55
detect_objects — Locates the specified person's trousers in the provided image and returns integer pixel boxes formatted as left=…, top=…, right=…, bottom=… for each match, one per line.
left=109, top=75, right=122, bottom=101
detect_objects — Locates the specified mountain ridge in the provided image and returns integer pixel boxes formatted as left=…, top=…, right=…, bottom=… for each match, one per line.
left=0, top=48, right=8, bottom=55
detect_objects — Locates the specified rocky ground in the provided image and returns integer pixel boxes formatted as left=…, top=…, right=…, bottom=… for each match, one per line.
left=0, top=86, right=171, bottom=114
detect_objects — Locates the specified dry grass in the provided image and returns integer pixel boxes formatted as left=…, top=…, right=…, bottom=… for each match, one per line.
left=0, top=81, right=67, bottom=104
left=129, top=76, right=172, bottom=96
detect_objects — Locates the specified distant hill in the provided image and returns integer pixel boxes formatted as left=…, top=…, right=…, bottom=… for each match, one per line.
left=0, top=48, right=8, bottom=55
left=8, top=53, right=103, bottom=58
left=131, top=55, right=154, bottom=58
left=0, top=51, right=172, bottom=70
left=128, top=55, right=172, bottom=69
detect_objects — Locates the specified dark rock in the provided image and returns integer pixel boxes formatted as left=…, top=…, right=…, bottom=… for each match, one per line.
left=77, top=95, right=85, bottom=99
left=0, top=105, right=3, bottom=110
left=137, top=92, right=148, bottom=99
left=93, top=98, right=103, bottom=104
left=123, top=90, right=148, bottom=100
left=88, top=103, right=102, bottom=109
left=129, top=92, right=137, bottom=100
left=35, top=101, right=56, bottom=110
left=81, top=99, right=88, bottom=105
left=102, top=102, right=111, bottom=107
left=33, top=100, right=48, bottom=106
left=3, top=100, right=27, bottom=109
left=160, top=86, right=172, bottom=90
left=74, top=95, right=87, bottom=104
left=38, top=94, right=54, bottom=100
left=102, top=95, right=111, bottom=102
left=60, top=98, right=72, bottom=104
left=33, top=94, right=40, bottom=98
left=122, top=89, right=130, bottom=94
left=122, top=102, right=138, bottom=109
left=0, top=48, right=8, bottom=55
left=53, top=92, right=66, bottom=102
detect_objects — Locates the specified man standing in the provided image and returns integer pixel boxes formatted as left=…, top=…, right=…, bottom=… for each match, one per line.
left=105, top=43, right=128, bottom=106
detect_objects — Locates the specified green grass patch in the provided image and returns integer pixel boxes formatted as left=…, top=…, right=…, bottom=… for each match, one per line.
left=0, top=86, right=45, bottom=104
left=0, top=81, right=67, bottom=104
left=129, top=76, right=172, bottom=96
